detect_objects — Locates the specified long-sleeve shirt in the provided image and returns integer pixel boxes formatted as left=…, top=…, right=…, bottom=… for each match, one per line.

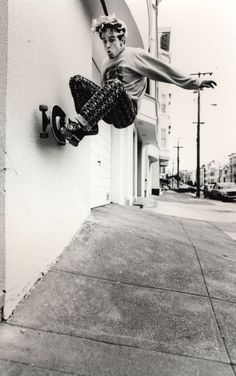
left=101, top=46, right=201, bottom=104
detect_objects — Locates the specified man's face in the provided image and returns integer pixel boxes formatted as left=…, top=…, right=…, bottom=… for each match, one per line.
left=101, top=28, right=125, bottom=59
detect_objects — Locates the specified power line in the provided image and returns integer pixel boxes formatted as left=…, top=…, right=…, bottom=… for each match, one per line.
left=100, top=0, right=108, bottom=15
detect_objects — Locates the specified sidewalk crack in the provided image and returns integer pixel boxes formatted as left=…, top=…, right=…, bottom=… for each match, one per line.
left=0, top=356, right=80, bottom=375
left=51, top=268, right=209, bottom=299
left=180, top=220, right=236, bottom=375
left=2, top=322, right=234, bottom=369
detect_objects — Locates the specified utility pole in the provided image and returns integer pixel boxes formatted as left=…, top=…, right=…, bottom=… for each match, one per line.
left=192, top=107, right=205, bottom=198
left=191, top=71, right=213, bottom=198
left=173, top=140, right=183, bottom=188
left=171, top=161, right=174, bottom=189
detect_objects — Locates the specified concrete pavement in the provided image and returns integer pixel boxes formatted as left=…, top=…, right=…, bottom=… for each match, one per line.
left=0, top=195, right=236, bottom=375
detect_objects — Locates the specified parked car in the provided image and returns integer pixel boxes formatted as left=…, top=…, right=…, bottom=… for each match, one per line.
left=175, top=184, right=196, bottom=193
left=161, top=185, right=169, bottom=191
left=208, top=182, right=236, bottom=201
left=203, top=184, right=215, bottom=198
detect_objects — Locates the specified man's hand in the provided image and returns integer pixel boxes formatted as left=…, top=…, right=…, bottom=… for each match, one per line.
left=200, top=80, right=217, bottom=89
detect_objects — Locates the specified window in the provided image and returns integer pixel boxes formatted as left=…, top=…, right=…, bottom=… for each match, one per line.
left=160, top=94, right=167, bottom=113
left=161, top=128, right=167, bottom=148
left=160, top=32, right=170, bottom=52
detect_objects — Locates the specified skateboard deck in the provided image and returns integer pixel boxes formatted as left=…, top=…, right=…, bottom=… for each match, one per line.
left=51, top=105, right=67, bottom=145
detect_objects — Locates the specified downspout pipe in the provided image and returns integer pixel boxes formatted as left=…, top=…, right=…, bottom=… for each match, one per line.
left=100, top=0, right=109, bottom=15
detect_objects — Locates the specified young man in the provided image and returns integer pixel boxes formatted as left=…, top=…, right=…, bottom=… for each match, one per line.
left=65, top=15, right=216, bottom=146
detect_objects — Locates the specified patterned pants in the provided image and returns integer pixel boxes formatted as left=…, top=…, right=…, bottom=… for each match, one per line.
left=69, top=75, right=137, bottom=130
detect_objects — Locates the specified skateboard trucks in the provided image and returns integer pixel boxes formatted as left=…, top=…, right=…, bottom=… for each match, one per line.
left=39, top=104, right=67, bottom=145
left=39, top=104, right=98, bottom=146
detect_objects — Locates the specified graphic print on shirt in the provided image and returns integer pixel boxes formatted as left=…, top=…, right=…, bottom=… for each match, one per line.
left=104, top=66, right=124, bottom=82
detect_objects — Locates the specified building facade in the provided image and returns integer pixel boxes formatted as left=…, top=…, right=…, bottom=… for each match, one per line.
left=151, top=24, right=172, bottom=194
left=158, top=27, right=172, bottom=178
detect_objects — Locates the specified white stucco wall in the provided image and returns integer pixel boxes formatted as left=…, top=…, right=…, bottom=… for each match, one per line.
left=4, top=0, right=93, bottom=318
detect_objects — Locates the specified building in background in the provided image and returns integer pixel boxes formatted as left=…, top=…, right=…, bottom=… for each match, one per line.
left=206, top=160, right=219, bottom=184
left=148, top=22, right=172, bottom=195
left=181, top=154, right=236, bottom=188
left=206, top=159, right=234, bottom=185
left=134, top=0, right=172, bottom=197
left=229, top=153, right=236, bottom=183
left=218, top=164, right=229, bottom=183
left=156, top=27, right=172, bottom=192
left=144, top=20, right=171, bottom=195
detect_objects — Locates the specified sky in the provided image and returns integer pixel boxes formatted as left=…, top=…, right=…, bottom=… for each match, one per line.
left=158, top=0, right=236, bottom=172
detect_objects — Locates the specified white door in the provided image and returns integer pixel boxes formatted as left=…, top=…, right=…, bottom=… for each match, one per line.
left=90, top=60, right=112, bottom=208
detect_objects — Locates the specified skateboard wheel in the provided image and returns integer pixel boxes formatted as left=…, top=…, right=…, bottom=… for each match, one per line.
left=59, top=127, right=66, bottom=134
left=39, top=104, right=48, bottom=112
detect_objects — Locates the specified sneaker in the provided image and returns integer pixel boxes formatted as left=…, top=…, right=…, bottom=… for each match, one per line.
left=59, top=126, right=78, bottom=147
left=73, top=116, right=98, bottom=136
left=67, top=119, right=84, bottom=141
left=61, top=119, right=84, bottom=147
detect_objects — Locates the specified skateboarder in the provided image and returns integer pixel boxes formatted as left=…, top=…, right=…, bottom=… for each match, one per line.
left=65, top=14, right=217, bottom=146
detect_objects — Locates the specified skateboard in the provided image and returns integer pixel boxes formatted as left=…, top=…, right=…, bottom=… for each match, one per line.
left=39, top=104, right=98, bottom=146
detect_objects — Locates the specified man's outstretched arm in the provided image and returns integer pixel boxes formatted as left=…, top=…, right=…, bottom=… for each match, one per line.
left=133, top=49, right=217, bottom=90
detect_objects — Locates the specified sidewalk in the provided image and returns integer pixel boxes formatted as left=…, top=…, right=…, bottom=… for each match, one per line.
left=0, top=203, right=236, bottom=375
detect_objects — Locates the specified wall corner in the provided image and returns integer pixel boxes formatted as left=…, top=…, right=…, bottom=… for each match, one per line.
left=0, top=0, right=8, bottom=316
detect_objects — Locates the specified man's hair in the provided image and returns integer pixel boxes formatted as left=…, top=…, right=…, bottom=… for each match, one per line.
left=91, top=14, right=128, bottom=41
